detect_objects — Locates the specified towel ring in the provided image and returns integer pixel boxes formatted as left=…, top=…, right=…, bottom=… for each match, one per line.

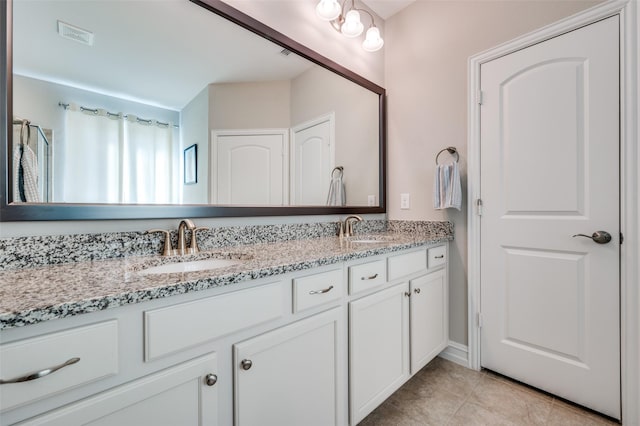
left=435, top=147, right=459, bottom=165
left=331, top=166, right=344, bottom=179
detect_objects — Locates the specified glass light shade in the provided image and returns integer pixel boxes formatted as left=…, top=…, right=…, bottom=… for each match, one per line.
left=340, top=10, right=363, bottom=38
left=362, top=26, right=384, bottom=52
left=316, top=0, right=341, bottom=21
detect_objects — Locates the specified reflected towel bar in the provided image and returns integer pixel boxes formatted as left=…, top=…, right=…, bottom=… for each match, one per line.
left=435, top=147, right=459, bottom=164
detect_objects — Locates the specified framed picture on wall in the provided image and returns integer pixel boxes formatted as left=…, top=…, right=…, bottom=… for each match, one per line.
left=184, top=144, right=197, bottom=185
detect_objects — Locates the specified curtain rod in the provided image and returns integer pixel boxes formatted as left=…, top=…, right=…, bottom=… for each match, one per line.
left=58, top=102, right=179, bottom=128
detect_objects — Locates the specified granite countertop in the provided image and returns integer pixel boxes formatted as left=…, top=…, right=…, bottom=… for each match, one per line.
left=0, top=231, right=452, bottom=330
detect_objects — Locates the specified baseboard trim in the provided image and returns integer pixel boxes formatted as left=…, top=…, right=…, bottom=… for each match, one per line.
left=438, top=341, right=469, bottom=367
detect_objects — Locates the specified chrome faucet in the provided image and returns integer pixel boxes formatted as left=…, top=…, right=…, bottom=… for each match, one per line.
left=147, top=219, right=209, bottom=256
left=342, top=215, right=363, bottom=238
left=177, top=219, right=196, bottom=255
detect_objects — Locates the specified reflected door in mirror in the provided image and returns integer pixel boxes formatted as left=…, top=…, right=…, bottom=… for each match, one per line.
left=291, top=114, right=334, bottom=206
left=212, top=130, right=288, bottom=205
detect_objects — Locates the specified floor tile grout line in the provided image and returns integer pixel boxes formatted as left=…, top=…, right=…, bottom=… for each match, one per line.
left=445, top=371, right=484, bottom=425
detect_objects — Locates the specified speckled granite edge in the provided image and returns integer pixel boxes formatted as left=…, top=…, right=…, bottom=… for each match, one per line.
left=387, top=220, right=454, bottom=237
left=0, top=234, right=452, bottom=330
left=0, top=220, right=387, bottom=271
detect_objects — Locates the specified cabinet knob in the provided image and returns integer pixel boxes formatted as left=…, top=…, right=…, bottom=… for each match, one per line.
left=204, top=373, right=218, bottom=386
left=404, top=291, right=411, bottom=297
left=414, top=288, right=421, bottom=294
left=241, top=359, right=253, bottom=370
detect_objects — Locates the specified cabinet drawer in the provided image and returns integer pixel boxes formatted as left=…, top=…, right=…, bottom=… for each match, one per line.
left=427, top=245, right=447, bottom=269
left=144, top=281, right=285, bottom=361
left=349, top=260, right=386, bottom=295
left=0, top=321, right=119, bottom=412
left=19, top=353, right=217, bottom=426
left=387, top=249, right=427, bottom=281
left=293, top=269, right=343, bottom=313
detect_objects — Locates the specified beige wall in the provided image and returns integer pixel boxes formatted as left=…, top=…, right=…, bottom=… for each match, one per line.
left=209, top=81, right=291, bottom=129
left=181, top=86, right=210, bottom=204
left=385, top=0, right=602, bottom=345
left=291, top=67, right=380, bottom=205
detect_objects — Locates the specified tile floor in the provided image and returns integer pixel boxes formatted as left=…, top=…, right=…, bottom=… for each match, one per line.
left=359, top=357, right=620, bottom=426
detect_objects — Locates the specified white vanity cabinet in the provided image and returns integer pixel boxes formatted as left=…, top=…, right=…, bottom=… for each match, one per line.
left=349, top=244, right=449, bottom=425
left=1, top=241, right=448, bottom=426
left=17, top=353, right=218, bottom=426
left=349, top=283, right=410, bottom=425
left=233, top=307, right=343, bottom=426
left=409, top=267, right=448, bottom=374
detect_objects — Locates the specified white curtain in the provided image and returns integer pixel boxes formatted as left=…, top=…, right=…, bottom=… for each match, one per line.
left=122, top=116, right=174, bottom=204
left=61, top=105, right=176, bottom=204
left=62, top=107, right=121, bottom=203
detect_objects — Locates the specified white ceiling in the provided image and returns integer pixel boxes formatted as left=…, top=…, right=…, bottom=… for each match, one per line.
left=13, top=0, right=314, bottom=111
left=13, top=0, right=409, bottom=111
left=361, top=0, right=416, bottom=19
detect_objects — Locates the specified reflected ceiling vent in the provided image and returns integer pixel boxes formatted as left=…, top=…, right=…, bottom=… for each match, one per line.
left=57, top=20, right=94, bottom=46
left=279, top=48, right=292, bottom=57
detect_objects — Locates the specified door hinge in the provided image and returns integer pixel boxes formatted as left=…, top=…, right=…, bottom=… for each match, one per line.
left=476, top=198, right=483, bottom=216
left=477, top=90, right=484, bottom=105
left=477, top=312, right=483, bottom=328
left=620, top=232, right=624, bottom=244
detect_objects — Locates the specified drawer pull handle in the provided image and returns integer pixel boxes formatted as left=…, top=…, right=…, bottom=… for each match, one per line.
left=309, top=285, right=334, bottom=295
left=434, top=255, right=444, bottom=259
left=360, top=273, right=379, bottom=281
left=0, top=357, right=80, bottom=385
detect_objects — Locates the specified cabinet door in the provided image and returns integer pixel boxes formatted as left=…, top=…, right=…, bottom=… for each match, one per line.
left=410, top=269, right=448, bottom=374
left=349, top=283, right=410, bottom=425
left=234, top=308, right=342, bottom=426
left=19, top=354, right=218, bottom=426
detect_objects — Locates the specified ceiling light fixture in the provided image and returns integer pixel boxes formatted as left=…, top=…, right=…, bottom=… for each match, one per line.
left=315, top=0, right=384, bottom=52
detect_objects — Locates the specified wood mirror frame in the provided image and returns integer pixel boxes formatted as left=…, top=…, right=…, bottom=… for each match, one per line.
left=0, top=0, right=386, bottom=221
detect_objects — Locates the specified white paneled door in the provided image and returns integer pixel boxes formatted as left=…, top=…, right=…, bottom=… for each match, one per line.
left=290, top=114, right=334, bottom=206
left=211, top=130, right=288, bottom=205
left=480, top=17, right=620, bottom=418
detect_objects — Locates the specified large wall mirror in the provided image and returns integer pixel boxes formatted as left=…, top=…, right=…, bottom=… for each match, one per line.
left=0, top=0, right=386, bottom=221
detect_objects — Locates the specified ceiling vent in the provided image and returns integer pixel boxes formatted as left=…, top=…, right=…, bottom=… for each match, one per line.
left=57, top=20, right=94, bottom=46
left=279, top=48, right=292, bottom=57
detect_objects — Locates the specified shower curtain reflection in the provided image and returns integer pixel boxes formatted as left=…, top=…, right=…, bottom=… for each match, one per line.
left=61, top=105, right=177, bottom=204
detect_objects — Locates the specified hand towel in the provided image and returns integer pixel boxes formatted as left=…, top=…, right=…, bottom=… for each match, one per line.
left=12, top=120, right=40, bottom=203
left=19, top=144, right=40, bottom=202
left=433, top=161, right=461, bottom=210
left=326, top=172, right=346, bottom=206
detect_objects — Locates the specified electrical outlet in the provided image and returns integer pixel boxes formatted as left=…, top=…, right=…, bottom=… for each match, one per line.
left=367, top=195, right=376, bottom=206
left=400, top=193, right=410, bottom=210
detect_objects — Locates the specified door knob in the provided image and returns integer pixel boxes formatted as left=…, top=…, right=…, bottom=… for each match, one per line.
left=572, top=231, right=612, bottom=244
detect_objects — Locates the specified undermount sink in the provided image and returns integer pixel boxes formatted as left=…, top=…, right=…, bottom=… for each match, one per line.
left=137, top=258, right=243, bottom=275
left=348, top=239, right=387, bottom=244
